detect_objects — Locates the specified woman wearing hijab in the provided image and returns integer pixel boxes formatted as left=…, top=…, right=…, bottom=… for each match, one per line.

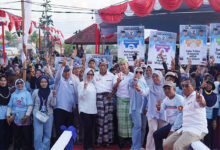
left=6, top=79, right=33, bottom=150
left=0, top=75, right=11, bottom=150
left=32, top=75, right=56, bottom=150
left=146, top=70, right=167, bottom=150
left=78, top=68, right=97, bottom=150
left=128, top=67, right=149, bottom=150
left=144, top=65, right=153, bottom=86
left=202, top=80, right=217, bottom=149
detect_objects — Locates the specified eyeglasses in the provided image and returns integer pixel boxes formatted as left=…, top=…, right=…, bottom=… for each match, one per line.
left=16, top=81, right=23, bottom=85
left=87, top=73, right=94, bottom=76
left=181, top=84, right=190, bottom=88
left=135, top=71, right=143, bottom=74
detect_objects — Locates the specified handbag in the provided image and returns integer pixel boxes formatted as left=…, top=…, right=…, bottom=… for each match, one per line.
left=35, top=110, right=49, bottom=123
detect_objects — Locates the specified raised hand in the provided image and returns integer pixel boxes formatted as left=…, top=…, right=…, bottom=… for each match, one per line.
left=188, top=58, right=192, bottom=66
left=156, top=100, right=162, bottom=111
left=53, top=89, right=56, bottom=97
left=134, top=82, right=141, bottom=92
left=196, top=89, right=203, bottom=104
left=72, top=49, right=77, bottom=58
left=210, top=57, right=215, bottom=67
left=62, top=57, right=67, bottom=67
left=117, top=73, right=123, bottom=83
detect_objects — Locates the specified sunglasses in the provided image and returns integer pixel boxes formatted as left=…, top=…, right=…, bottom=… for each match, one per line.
left=16, top=81, right=23, bottom=85
left=135, top=71, right=143, bottom=74
left=181, top=84, right=190, bottom=88
left=87, top=73, right=94, bottom=76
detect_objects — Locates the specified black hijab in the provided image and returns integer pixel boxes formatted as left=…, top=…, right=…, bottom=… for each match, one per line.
left=38, top=75, right=50, bottom=101
left=0, top=75, right=11, bottom=105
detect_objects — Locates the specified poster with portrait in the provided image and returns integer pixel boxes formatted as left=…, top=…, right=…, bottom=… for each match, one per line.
left=210, top=23, right=220, bottom=63
left=179, top=25, right=207, bottom=65
left=117, top=26, right=145, bottom=65
left=86, top=54, right=113, bottom=70
left=55, top=56, right=82, bottom=69
left=147, top=31, right=176, bottom=69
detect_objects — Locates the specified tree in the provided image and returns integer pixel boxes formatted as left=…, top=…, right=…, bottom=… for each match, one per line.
left=5, top=31, right=18, bottom=46
left=63, top=44, right=75, bottom=56
left=30, top=31, right=38, bottom=44
left=39, top=0, right=53, bottom=53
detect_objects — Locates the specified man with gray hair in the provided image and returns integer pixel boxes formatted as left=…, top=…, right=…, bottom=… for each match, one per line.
left=94, top=58, right=115, bottom=147
left=154, top=81, right=184, bottom=150
left=163, top=77, right=207, bottom=150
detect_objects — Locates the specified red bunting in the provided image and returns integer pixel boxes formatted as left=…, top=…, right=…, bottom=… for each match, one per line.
left=14, top=17, right=22, bottom=30
left=159, top=0, right=183, bottom=11
left=98, top=2, right=128, bottom=24
left=184, top=0, right=203, bottom=9
left=28, top=21, right=33, bottom=34
left=209, top=0, right=220, bottom=12
left=0, top=10, right=7, bottom=25
left=129, top=0, right=155, bottom=17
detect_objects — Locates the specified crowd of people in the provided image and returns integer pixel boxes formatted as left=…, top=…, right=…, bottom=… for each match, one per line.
left=0, top=49, right=219, bottom=150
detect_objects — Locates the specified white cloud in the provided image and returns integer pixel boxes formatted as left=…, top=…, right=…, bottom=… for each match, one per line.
left=0, top=0, right=125, bottom=38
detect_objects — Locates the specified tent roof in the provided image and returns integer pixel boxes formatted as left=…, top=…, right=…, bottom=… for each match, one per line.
left=65, top=24, right=117, bottom=45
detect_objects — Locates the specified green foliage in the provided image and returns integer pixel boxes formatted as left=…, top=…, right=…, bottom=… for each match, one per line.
left=5, top=31, right=18, bottom=46
left=63, top=44, right=75, bottom=56
left=30, top=31, right=38, bottom=44
left=39, top=0, right=53, bottom=28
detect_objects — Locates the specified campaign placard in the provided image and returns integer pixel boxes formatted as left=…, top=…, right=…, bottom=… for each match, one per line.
left=179, top=25, right=207, bottom=65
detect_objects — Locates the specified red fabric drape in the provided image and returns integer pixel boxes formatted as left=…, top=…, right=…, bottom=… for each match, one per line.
left=159, top=0, right=183, bottom=11
left=7, top=14, right=14, bottom=31
left=129, top=0, right=155, bottom=17
left=2, top=24, right=6, bottom=63
left=184, top=0, right=203, bottom=9
left=14, top=17, right=22, bottom=30
left=98, top=3, right=128, bottom=24
left=209, top=0, right=220, bottom=12
left=0, top=10, right=7, bottom=25
left=28, top=21, right=33, bottom=34
left=105, top=34, right=114, bottom=39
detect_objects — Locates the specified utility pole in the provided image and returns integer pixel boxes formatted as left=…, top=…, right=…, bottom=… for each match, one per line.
left=21, top=0, right=27, bottom=83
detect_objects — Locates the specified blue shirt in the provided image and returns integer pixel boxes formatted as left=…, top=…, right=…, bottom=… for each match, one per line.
left=128, top=77, right=149, bottom=114
left=0, top=106, right=8, bottom=120
left=8, top=89, right=33, bottom=125
left=55, top=66, right=76, bottom=112
left=104, top=49, right=110, bottom=55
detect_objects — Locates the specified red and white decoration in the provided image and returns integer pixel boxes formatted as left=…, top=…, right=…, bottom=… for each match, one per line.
left=0, top=9, right=65, bottom=55
left=97, top=0, right=220, bottom=24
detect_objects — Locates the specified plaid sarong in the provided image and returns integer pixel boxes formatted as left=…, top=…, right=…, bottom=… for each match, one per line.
left=117, top=97, right=132, bottom=138
left=96, top=92, right=114, bottom=145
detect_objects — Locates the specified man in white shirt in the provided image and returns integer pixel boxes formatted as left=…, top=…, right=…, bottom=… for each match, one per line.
left=94, top=58, right=115, bottom=147
left=113, top=58, right=134, bottom=149
left=163, top=77, right=207, bottom=150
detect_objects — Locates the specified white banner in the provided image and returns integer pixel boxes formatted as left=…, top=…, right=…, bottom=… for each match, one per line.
left=179, top=25, right=207, bottom=65
left=24, top=0, right=32, bottom=45
left=117, top=26, right=145, bottom=65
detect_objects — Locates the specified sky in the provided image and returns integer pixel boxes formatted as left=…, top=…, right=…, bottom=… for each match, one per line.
left=0, top=0, right=126, bottom=39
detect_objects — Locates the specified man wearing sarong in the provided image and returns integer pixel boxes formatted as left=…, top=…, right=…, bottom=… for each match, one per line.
left=113, top=58, right=134, bottom=148
left=94, top=58, right=115, bottom=147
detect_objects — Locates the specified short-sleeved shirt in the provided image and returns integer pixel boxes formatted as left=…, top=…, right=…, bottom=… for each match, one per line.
left=113, top=72, right=134, bottom=98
